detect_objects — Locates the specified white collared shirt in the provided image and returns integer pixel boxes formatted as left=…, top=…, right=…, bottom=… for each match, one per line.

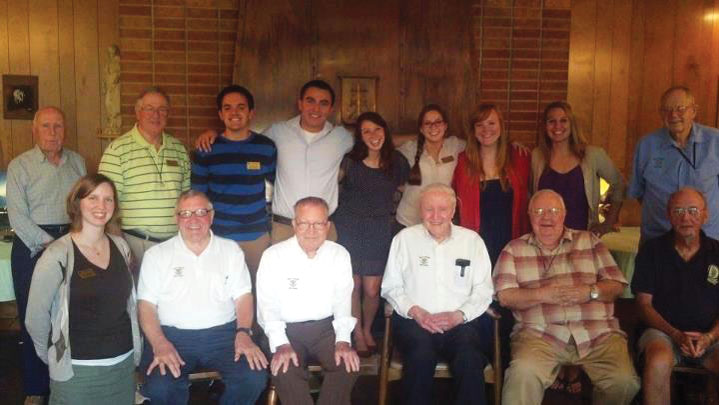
left=256, top=236, right=356, bottom=352
left=264, top=115, right=353, bottom=218
left=137, top=232, right=252, bottom=329
left=395, top=136, right=466, bottom=226
left=381, top=223, right=493, bottom=321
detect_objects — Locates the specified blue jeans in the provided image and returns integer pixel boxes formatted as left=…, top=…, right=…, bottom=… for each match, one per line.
left=141, top=321, right=267, bottom=405
left=393, top=313, right=490, bottom=405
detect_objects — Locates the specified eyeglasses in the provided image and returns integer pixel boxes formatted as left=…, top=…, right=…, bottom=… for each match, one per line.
left=529, top=207, right=563, bottom=217
left=295, top=221, right=328, bottom=231
left=177, top=208, right=213, bottom=218
left=660, top=105, right=694, bottom=116
left=670, top=206, right=702, bottom=218
left=422, top=120, right=445, bottom=129
left=140, top=105, right=170, bottom=116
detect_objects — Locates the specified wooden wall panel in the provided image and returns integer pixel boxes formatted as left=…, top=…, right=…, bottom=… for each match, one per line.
left=0, top=0, right=11, bottom=167
left=0, top=0, right=119, bottom=171
left=233, top=0, right=313, bottom=131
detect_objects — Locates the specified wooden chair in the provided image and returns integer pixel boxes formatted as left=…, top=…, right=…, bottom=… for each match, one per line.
left=670, top=365, right=718, bottom=404
left=378, top=306, right=503, bottom=405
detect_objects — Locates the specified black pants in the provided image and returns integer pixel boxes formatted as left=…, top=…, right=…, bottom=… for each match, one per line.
left=11, top=225, right=68, bottom=395
left=393, top=312, right=490, bottom=405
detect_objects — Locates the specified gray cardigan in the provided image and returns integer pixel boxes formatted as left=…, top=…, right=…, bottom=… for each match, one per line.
left=531, top=145, right=626, bottom=228
left=25, top=233, right=142, bottom=382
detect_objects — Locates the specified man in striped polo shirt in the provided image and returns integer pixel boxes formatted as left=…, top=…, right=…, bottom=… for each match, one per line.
left=99, top=87, right=191, bottom=265
left=191, top=85, right=277, bottom=279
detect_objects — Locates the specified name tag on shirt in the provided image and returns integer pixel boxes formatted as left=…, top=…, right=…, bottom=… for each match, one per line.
left=419, top=256, right=430, bottom=267
left=247, top=161, right=261, bottom=170
left=77, top=269, right=97, bottom=279
left=166, top=159, right=179, bottom=167
left=441, top=156, right=454, bottom=163
left=708, top=264, right=719, bottom=285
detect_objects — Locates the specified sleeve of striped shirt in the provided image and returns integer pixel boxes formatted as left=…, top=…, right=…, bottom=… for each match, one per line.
left=98, top=143, right=125, bottom=198
left=179, top=144, right=191, bottom=192
left=266, top=143, right=277, bottom=184
left=191, top=151, right=210, bottom=193
left=493, top=244, right=520, bottom=293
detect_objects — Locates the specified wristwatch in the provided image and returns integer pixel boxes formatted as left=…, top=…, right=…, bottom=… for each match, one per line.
left=589, top=285, right=599, bottom=301
left=236, top=327, right=253, bottom=337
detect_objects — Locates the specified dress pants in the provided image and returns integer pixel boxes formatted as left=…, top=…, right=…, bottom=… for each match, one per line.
left=11, top=225, right=68, bottom=396
left=502, top=331, right=640, bottom=405
left=393, top=313, right=490, bottom=405
left=272, top=317, right=358, bottom=405
left=141, top=321, right=267, bottom=405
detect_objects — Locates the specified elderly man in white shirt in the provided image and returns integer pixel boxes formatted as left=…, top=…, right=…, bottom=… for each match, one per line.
left=137, top=190, right=267, bottom=405
left=257, top=196, right=360, bottom=405
left=382, top=183, right=494, bottom=405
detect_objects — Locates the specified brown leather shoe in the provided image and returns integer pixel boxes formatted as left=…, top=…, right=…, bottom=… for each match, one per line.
left=24, top=396, right=45, bottom=405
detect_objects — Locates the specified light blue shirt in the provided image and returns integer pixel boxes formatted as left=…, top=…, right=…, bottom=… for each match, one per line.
left=628, top=123, right=719, bottom=241
left=264, top=115, right=353, bottom=218
left=7, top=146, right=86, bottom=255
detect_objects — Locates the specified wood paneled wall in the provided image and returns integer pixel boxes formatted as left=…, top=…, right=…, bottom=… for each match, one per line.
left=233, top=0, right=569, bottom=141
left=568, top=0, right=719, bottom=174
left=0, top=0, right=119, bottom=171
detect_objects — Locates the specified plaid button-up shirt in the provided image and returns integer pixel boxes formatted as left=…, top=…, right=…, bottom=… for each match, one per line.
left=493, top=228, right=627, bottom=357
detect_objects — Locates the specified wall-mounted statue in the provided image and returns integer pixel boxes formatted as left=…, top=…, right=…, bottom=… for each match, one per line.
left=102, top=44, right=121, bottom=137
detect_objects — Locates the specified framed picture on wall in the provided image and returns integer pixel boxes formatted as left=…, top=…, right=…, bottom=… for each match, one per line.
left=338, top=75, right=378, bottom=126
left=3, top=75, right=39, bottom=120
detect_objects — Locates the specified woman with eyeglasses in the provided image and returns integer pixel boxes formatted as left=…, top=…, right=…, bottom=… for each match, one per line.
left=395, top=104, right=466, bottom=230
left=25, top=174, right=140, bottom=405
left=532, top=101, right=625, bottom=236
left=333, top=112, right=410, bottom=356
left=452, top=104, right=531, bottom=266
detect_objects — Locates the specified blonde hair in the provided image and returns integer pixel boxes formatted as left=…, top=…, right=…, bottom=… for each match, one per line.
left=539, top=101, right=587, bottom=163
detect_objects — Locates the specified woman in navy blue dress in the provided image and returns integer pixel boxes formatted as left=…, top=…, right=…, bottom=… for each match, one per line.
left=334, top=112, right=410, bottom=356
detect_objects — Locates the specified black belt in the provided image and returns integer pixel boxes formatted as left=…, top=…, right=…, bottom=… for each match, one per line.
left=272, top=214, right=293, bottom=226
left=124, top=229, right=169, bottom=243
left=39, top=224, right=70, bottom=238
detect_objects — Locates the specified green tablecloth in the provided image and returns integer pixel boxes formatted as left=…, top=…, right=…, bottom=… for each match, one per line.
left=601, top=227, right=640, bottom=298
left=0, top=241, right=14, bottom=302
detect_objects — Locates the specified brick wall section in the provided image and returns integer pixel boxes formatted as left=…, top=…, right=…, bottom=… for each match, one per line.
left=119, top=0, right=239, bottom=145
left=474, top=0, right=571, bottom=146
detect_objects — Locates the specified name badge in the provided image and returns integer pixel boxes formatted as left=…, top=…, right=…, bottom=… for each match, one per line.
left=247, top=161, right=261, bottom=170
left=708, top=264, right=719, bottom=285
left=441, top=155, right=454, bottom=163
left=77, top=269, right=96, bottom=279
left=419, top=256, right=430, bottom=267
left=166, top=159, right=179, bottom=167
left=288, top=277, right=299, bottom=290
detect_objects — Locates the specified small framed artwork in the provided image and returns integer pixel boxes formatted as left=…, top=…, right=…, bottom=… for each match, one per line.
left=338, top=75, right=378, bottom=126
left=3, top=75, right=39, bottom=120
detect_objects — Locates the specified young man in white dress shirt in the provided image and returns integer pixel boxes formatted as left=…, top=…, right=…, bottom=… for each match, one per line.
left=381, top=183, right=494, bottom=405
left=257, top=196, right=360, bottom=405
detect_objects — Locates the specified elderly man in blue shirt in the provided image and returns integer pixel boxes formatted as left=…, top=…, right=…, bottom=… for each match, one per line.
left=628, top=86, right=719, bottom=242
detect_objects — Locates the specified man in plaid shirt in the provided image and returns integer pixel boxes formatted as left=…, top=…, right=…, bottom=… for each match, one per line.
left=494, top=189, right=639, bottom=405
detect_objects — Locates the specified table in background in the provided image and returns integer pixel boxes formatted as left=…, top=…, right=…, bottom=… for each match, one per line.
left=0, top=240, right=14, bottom=302
left=601, top=227, right=640, bottom=298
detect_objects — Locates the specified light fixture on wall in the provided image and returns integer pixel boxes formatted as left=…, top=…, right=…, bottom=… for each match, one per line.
left=705, top=12, right=719, bottom=22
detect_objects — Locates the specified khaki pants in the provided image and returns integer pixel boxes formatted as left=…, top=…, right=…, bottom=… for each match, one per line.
left=271, top=221, right=338, bottom=244
left=123, top=232, right=160, bottom=272
left=502, top=331, right=639, bottom=405
left=237, top=232, right=270, bottom=285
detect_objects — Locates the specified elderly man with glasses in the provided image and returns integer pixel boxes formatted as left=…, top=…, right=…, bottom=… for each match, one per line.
left=628, top=85, right=719, bottom=243
left=256, top=196, right=359, bottom=405
left=137, top=190, right=267, bottom=405
left=99, top=87, right=191, bottom=265
left=633, top=187, right=719, bottom=405
left=494, top=189, right=639, bottom=405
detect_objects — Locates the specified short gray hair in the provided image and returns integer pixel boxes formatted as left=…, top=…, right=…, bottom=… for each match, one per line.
left=419, top=183, right=457, bottom=208
left=528, top=189, right=566, bottom=212
left=294, top=196, right=329, bottom=215
left=135, top=86, right=171, bottom=111
left=33, top=106, right=66, bottom=128
left=176, top=189, right=213, bottom=210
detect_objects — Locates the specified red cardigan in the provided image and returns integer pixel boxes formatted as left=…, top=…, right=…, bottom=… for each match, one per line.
left=452, top=146, right=531, bottom=238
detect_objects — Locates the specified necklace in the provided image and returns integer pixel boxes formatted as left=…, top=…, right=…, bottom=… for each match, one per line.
left=534, top=243, right=561, bottom=276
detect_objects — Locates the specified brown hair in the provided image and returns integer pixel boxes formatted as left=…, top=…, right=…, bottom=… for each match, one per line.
left=464, top=104, right=512, bottom=191
left=408, top=104, right=448, bottom=186
left=67, top=174, right=121, bottom=235
left=348, top=111, right=395, bottom=176
left=539, top=101, right=587, bottom=163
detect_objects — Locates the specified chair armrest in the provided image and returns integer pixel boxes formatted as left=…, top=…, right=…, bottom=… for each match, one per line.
left=486, top=306, right=501, bottom=320
left=384, top=302, right=394, bottom=318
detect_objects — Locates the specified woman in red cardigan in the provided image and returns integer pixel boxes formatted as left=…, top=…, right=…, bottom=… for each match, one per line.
left=452, top=103, right=530, bottom=266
